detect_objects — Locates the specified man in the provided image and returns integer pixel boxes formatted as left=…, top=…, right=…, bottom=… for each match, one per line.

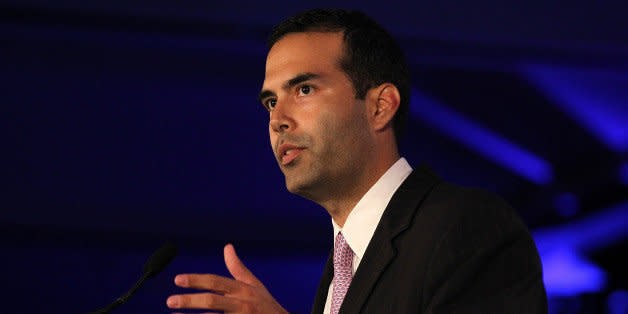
left=167, top=9, right=548, bottom=313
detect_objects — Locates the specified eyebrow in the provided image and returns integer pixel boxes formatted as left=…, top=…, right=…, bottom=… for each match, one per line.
left=258, top=72, right=320, bottom=104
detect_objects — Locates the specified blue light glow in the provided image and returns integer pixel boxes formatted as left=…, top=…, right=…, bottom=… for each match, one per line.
left=553, top=193, right=580, bottom=218
left=520, top=64, right=628, bottom=153
left=410, top=89, right=554, bottom=184
left=620, top=161, right=628, bottom=185
left=533, top=200, right=628, bottom=253
left=532, top=200, right=628, bottom=296
left=540, top=248, right=606, bottom=297
left=608, top=290, right=628, bottom=314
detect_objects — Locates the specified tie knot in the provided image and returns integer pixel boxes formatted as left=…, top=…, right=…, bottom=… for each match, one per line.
left=334, top=232, right=353, bottom=268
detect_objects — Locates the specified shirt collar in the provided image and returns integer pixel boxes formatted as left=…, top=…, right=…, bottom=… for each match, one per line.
left=332, top=157, right=413, bottom=260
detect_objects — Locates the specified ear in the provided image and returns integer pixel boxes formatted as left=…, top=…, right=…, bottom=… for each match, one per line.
left=366, top=83, right=400, bottom=132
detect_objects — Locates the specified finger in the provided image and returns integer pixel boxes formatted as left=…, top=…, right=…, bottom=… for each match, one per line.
left=167, top=292, right=242, bottom=311
left=175, top=273, right=242, bottom=294
left=224, top=244, right=262, bottom=286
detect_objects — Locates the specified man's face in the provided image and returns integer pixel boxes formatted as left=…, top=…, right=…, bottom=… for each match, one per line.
left=260, top=32, right=374, bottom=199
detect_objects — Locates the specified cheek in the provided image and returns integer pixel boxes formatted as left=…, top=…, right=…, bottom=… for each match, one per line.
left=314, top=113, right=337, bottom=146
left=315, top=107, right=357, bottom=151
left=269, top=124, right=277, bottom=149
left=331, top=107, right=370, bottom=153
left=302, top=92, right=368, bottom=154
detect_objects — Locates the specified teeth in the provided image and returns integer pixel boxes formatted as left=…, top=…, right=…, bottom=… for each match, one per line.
left=284, top=149, right=293, bottom=155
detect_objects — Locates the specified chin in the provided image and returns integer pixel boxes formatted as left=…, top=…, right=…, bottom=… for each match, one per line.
left=284, top=174, right=313, bottom=196
left=284, top=176, right=304, bottom=195
left=284, top=173, right=330, bottom=205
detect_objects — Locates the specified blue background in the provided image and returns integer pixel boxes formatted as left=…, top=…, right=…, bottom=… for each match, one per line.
left=1, top=1, right=627, bottom=313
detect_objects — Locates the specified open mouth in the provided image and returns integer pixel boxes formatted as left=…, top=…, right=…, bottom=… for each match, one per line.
left=277, top=143, right=306, bottom=165
left=281, top=148, right=305, bottom=165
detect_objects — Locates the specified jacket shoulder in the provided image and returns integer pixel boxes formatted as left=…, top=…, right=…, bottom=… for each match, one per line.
left=420, top=181, right=527, bottom=232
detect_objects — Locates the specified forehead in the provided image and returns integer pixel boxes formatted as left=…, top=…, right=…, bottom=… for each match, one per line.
left=263, top=32, right=345, bottom=85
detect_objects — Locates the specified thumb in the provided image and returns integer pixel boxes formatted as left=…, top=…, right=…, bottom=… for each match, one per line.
left=224, top=243, right=263, bottom=286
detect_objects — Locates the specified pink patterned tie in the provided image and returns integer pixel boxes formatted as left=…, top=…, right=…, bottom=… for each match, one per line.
left=331, top=232, right=354, bottom=314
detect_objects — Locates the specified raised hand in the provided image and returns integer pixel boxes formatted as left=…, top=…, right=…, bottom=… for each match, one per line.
left=167, top=244, right=288, bottom=313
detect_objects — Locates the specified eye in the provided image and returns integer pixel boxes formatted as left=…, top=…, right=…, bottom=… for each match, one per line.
left=265, top=99, right=277, bottom=111
left=298, top=85, right=312, bottom=96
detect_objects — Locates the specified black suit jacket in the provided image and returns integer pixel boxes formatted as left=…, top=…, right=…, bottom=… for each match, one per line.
left=311, top=164, right=548, bottom=313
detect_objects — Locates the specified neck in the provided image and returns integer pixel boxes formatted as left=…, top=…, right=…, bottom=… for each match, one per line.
left=322, top=151, right=400, bottom=227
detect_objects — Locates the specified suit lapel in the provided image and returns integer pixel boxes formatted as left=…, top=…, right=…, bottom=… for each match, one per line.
left=311, top=250, right=334, bottom=314
left=339, top=164, right=442, bottom=313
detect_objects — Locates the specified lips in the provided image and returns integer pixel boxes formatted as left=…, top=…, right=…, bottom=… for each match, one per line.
left=277, top=143, right=306, bottom=165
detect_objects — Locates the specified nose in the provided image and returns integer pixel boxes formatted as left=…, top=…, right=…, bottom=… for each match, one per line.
left=269, top=99, right=294, bottom=133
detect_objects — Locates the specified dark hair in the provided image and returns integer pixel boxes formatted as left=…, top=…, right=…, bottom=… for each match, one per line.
left=268, top=9, right=410, bottom=146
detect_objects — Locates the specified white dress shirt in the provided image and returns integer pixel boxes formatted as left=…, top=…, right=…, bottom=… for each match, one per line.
left=323, top=157, right=413, bottom=314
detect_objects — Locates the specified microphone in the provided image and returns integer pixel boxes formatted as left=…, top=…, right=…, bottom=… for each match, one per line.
left=89, top=241, right=177, bottom=314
